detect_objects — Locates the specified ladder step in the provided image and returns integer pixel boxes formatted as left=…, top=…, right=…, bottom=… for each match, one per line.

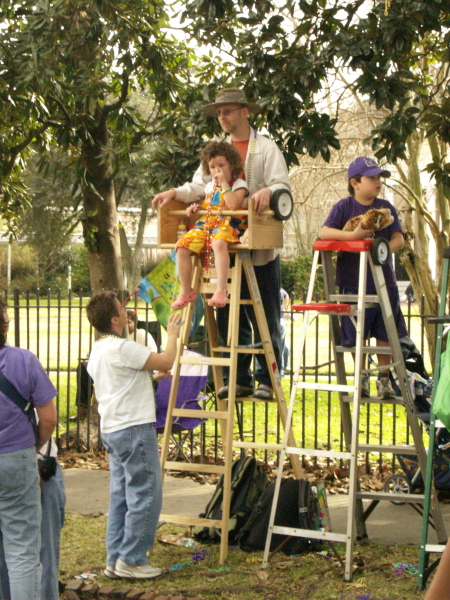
left=357, top=491, right=424, bottom=503
left=234, top=441, right=283, bottom=451
left=358, top=444, right=418, bottom=455
left=336, top=345, right=393, bottom=355
left=341, top=394, right=404, bottom=405
left=160, top=514, right=222, bottom=528
left=272, top=525, right=347, bottom=544
left=292, top=302, right=353, bottom=314
left=164, top=462, right=226, bottom=475
left=172, top=408, right=229, bottom=420
left=329, top=294, right=379, bottom=303
left=296, top=381, right=353, bottom=393
left=425, top=544, right=446, bottom=553
left=213, top=346, right=265, bottom=355
left=285, top=446, right=351, bottom=460
left=179, top=356, right=230, bottom=367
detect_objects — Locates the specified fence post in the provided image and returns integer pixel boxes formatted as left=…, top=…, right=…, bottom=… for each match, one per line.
left=13, top=287, right=20, bottom=348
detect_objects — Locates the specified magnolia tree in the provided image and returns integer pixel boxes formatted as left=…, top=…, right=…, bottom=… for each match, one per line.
left=1, top=0, right=449, bottom=354
left=0, top=1, right=224, bottom=292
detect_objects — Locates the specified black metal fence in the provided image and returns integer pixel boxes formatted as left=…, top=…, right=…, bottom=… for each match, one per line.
left=7, top=288, right=433, bottom=470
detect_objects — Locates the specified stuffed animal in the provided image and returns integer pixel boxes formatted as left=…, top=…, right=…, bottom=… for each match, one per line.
left=343, top=208, right=394, bottom=234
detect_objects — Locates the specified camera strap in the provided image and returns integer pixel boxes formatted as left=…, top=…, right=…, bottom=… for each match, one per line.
left=0, top=370, right=39, bottom=443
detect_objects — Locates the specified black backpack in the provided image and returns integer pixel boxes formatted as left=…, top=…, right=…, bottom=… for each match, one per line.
left=237, top=478, right=322, bottom=555
left=193, top=455, right=269, bottom=544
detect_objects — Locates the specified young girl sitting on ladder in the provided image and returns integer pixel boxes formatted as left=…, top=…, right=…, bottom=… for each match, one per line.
left=171, top=140, right=248, bottom=310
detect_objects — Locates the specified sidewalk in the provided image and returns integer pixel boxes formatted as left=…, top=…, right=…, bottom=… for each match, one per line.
left=64, top=468, right=450, bottom=546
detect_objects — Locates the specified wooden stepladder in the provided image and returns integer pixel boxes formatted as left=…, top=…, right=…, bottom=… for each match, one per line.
left=159, top=248, right=303, bottom=564
left=261, top=239, right=447, bottom=581
left=417, top=246, right=450, bottom=589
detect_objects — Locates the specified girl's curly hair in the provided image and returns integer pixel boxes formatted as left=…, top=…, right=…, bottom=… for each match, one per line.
left=200, top=141, right=243, bottom=178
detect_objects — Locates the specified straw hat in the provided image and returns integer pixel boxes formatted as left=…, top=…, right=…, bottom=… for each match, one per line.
left=202, top=88, right=261, bottom=117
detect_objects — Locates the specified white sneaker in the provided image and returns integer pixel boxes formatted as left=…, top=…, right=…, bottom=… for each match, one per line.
left=361, top=373, right=370, bottom=397
left=104, top=565, right=119, bottom=578
left=114, top=558, right=162, bottom=579
left=376, top=375, right=396, bottom=400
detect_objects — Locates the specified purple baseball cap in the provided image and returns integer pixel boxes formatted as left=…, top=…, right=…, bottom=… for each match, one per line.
left=348, top=156, right=391, bottom=180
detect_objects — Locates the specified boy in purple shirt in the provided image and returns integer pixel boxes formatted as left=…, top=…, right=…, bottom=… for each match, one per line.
left=320, top=156, right=408, bottom=399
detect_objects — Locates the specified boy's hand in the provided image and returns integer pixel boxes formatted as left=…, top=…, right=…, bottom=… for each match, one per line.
left=186, top=203, right=199, bottom=217
left=152, top=189, right=176, bottom=210
left=153, top=370, right=171, bottom=382
left=166, top=312, right=184, bottom=337
left=351, top=222, right=373, bottom=240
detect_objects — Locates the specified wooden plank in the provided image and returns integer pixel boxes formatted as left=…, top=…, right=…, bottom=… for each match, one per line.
left=160, top=514, right=222, bottom=527
left=172, top=408, right=229, bottom=419
left=164, top=462, right=226, bottom=474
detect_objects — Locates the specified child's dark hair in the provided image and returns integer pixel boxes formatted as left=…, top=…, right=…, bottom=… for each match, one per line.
left=200, top=141, right=243, bottom=177
left=86, top=291, right=120, bottom=333
left=348, top=175, right=362, bottom=196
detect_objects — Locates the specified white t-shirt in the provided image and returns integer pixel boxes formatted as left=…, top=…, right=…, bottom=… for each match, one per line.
left=87, top=337, right=155, bottom=434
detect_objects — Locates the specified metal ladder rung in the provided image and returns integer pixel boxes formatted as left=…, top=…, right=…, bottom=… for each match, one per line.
left=358, top=444, right=418, bottom=454
left=341, top=394, right=404, bottom=405
left=285, top=446, right=351, bottom=460
left=330, top=294, right=379, bottom=303
left=357, top=491, right=424, bottom=503
left=272, top=525, right=347, bottom=544
left=335, top=345, right=393, bottom=355
left=295, top=381, right=354, bottom=393
left=425, top=544, right=445, bottom=553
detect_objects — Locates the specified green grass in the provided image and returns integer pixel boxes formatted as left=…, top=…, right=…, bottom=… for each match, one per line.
left=60, top=515, right=430, bottom=600
left=7, top=296, right=429, bottom=463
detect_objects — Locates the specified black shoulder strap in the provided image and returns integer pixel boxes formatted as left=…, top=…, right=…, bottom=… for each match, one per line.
left=0, top=370, right=39, bottom=442
left=0, top=370, right=30, bottom=411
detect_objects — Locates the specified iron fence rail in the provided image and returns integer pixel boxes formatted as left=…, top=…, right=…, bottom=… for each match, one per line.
left=7, top=288, right=433, bottom=471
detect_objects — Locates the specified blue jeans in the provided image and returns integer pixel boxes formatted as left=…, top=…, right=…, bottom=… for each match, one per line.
left=101, top=423, right=162, bottom=567
left=218, top=256, right=282, bottom=388
left=1, top=460, right=65, bottom=600
left=0, top=445, right=41, bottom=600
left=40, top=462, right=65, bottom=600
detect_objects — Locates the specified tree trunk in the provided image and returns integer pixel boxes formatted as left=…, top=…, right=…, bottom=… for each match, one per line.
left=399, top=134, right=438, bottom=363
left=81, top=115, right=123, bottom=294
left=120, top=197, right=151, bottom=291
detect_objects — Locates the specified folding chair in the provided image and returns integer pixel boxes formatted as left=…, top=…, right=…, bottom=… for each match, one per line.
left=155, top=349, right=208, bottom=462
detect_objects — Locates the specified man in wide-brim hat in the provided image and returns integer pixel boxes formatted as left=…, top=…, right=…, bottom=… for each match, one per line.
left=153, top=86, right=290, bottom=402
left=202, top=87, right=262, bottom=117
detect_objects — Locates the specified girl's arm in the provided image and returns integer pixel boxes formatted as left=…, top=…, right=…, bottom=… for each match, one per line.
left=186, top=203, right=200, bottom=217
left=223, top=187, right=247, bottom=211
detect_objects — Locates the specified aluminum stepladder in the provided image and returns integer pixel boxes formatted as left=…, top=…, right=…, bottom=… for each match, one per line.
left=159, top=248, right=304, bottom=564
left=261, top=239, right=447, bottom=581
left=417, top=246, right=450, bottom=589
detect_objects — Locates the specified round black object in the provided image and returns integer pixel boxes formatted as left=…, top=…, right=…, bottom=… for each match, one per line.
left=270, top=189, right=294, bottom=221
left=370, top=238, right=389, bottom=265
left=384, top=473, right=412, bottom=505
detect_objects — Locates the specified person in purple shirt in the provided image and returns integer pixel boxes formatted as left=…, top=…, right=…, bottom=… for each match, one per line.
left=0, top=299, right=57, bottom=600
left=320, top=157, right=407, bottom=400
